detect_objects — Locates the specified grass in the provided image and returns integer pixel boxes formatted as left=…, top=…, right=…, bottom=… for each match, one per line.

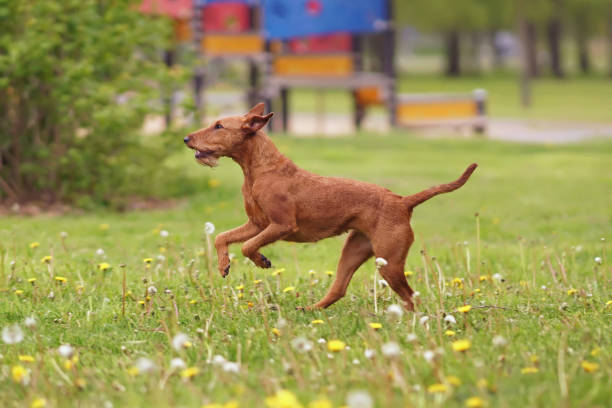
left=1, top=132, right=611, bottom=407
left=289, top=74, right=612, bottom=123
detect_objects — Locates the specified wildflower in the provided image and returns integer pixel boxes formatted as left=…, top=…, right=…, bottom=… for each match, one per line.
left=452, top=339, right=471, bottom=352
left=236, top=284, right=245, bottom=291
left=28, top=278, right=37, bottom=285
left=311, top=319, right=324, bottom=325
left=375, top=257, right=388, bottom=267
left=54, top=276, right=67, bottom=284
left=451, top=277, right=463, bottom=287
left=170, top=358, right=186, bottom=370
left=148, top=285, right=158, bottom=295
left=444, top=315, right=457, bottom=325
left=381, top=341, right=400, bottom=358
left=272, top=268, right=285, bottom=276
left=567, top=288, right=578, bottom=296
left=135, top=357, right=156, bottom=373
left=172, top=333, right=191, bottom=351
left=590, top=347, right=602, bottom=357
left=143, top=258, right=153, bottom=264
left=465, top=397, right=486, bottom=408
left=204, top=222, right=215, bottom=235
left=594, top=256, right=602, bottom=265
left=492, top=335, right=507, bottom=347
left=14, top=289, right=24, bottom=296
left=445, top=330, right=456, bottom=337
left=291, top=337, right=313, bottom=354
left=404, top=270, right=414, bottom=276
left=492, top=273, right=503, bottom=282
left=325, top=270, right=334, bottom=276
left=368, top=322, right=382, bottom=330
left=2, top=324, right=24, bottom=344
left=99, top=223, right=109, bottom=230
left=160, top=230, right=169, bottom=238
left=271, top=328, right=281, bottom=337
left=19, top=355, right=35, bottom=363
left=479, top=275, right=489, bottom=282
left=457, top=305, right=472, bottom=313
left=181, top=367, right=200, bottom=379
left=364, top=349, right=375, bottom=359
left=386, top=304, right=404, bottom=318
left=346, top=390, right=373, bottom=408
left=378, top=279, right=388, bottom=287
left=253, top=279, right=262, bottom=285
left=265, top=389, right=302, bottom=408
left=423, top=350, right=435, bottom=362
left=29, top=242, right=40, bottom=249
left=283, top=286, right=295, bottom=293
left=606, top=300, right=612, bottom=307
left=12, top=365, right=28, bottom=383
left=309, top=398, right=332, bottom=408
left=419, top=315, right=429, bottom=325
left=308, top=270, right=316, bottom=276
left=98, top=262, right=111, bottom=271
left=41, top=256, right=52, bottom=264
left=96, top=248, right=105, bottom=256
left=317, top=338, right=326, bottom=344
left=30, top=398, right=47, bottom=408
left=406, top=333, right=418, bottom=342
left=212, top=355, right=226, bottom=366
left=222, top=361, right=240, bottom=373
left=327, top=340, right=346, bottom=352
left=208, top=178, right=220, bottom=188
left=521, top=366, right=539, bottom=374
left=427, top=383, right=448, bottom=394
left=581, top=361, right=599, bottom=373
left=446, top=376, right=461, bottom=386
left=58, top=344, right=75, bottom=358
left=24, top=316, right=36, bottom=329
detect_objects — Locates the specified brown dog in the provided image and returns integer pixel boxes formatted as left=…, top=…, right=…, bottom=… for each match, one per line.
left=184, top=103, right=477, bottom=310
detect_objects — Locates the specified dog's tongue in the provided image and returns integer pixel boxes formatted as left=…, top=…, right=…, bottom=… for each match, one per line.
left=195, top=151, right=204, bottom=158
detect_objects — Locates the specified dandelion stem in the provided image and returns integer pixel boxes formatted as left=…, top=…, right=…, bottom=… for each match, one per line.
left=557, top=331, right=568, bottom=401
left=475, top=212, right=481, bottom=277
left=122, top=265, right=126, bottom=318
left=373, top=265, right=378, bottom=315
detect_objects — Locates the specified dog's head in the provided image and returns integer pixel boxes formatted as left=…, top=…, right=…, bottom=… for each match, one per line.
left=184, top=103, right=273, bottom=167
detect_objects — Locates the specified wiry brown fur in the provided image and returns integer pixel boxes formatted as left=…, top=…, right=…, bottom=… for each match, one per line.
left=185, top=103, right=477, bottom=311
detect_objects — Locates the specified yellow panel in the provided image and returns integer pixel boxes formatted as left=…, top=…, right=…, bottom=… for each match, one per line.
left=173, top=19, right=191, bottom=42
left=201, top=34, right=264, bottom=55
left=398, top=100, right=478, bottom=120
left=355, top=86, right=383, bottom=105
left=274, top=55, right=353, bottom=77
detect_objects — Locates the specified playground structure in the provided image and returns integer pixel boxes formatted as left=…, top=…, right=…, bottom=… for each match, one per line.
left=139, top=0, right=488, bottom=134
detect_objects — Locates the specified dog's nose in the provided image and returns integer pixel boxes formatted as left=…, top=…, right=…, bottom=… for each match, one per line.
left=183, top=136, right=190, bottom=144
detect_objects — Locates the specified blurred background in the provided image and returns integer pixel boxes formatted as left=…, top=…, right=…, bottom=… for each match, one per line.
left=1, top=0, right=611, bottom=212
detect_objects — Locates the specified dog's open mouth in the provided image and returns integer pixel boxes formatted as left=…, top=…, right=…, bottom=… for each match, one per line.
left=193, top=149, right=219, bottom=167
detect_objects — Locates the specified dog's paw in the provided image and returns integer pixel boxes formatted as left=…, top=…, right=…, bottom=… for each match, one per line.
left=219, top=264, right=230, bottom=278
left=253, top=253, right=272, bottom=269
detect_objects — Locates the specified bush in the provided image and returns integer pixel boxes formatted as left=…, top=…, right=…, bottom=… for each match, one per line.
left=0, top=0, right=184, bottom=207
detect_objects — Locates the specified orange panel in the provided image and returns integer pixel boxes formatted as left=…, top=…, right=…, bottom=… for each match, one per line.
left=173, top=19, right=191, bottom=42
left=274, top=55, right=353, bottom=77
left=398, top=100, right=478, bottom=120
left=355, top=87, right=383, bottom=105
left=201, top=34, right=263, bottom=55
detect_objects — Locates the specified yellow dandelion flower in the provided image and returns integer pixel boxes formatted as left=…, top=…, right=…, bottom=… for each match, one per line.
left=567, top=288, right=578, bottom=296
left=308, top=270, right=316, bottom=276
left=451, top=339, right=471, bottom=352
left=127, top=366, right=139, bottom=376
left=265, top=389, right=302, bottom=408
left=446, top=376, right=461, bottom=386
left=324, top=270, right=334, bottom=276
left=308, top=398, right=332, bottom=408
left=55, top=276, right=67, bottom=284
left=606, top=300, right=612, bottom=307
left=271, top=328, right=281, bottom=337
left=189, top=299, right=198, bottom=304
left=581, top=361, right=599, bottom=373
left=41, top=256, right=52, bottom=264
left=368, top=322, right=382, bottom=330
left=99, top=223, right=109, bottom=230
left=445, top=330, right=456, bottom=337
left=74, top=377, right=86, bottom=389
left=327, top=340, right=346, bottom=352
left=590, top=347, right=602, bottom=357
left=181, top=367, right=200, bottom=379
left=98, top=262, right=110, bottom=271
left=457, top=305, right=472, bottom=313
left=12, top=365, right=27, bottom=382
left=529, top=354, right=539, bottom=364
left=143, top=258, right=153, bottom=264
left=451, top=277, right=463, bottom=287
left=208, top=178, right=220, bottom=188
left=404, top=270, right=414, bottom=276
left=253, top=279, right=262, bottom=284
left=465, top=396, right=486, bottom=408
left=476, top=378, right=488, bottom=389
left=138, top=300, right=146, bottom=306
left=159, top=247, right=166, bottom=253
left=14, top=289, right=24, bottom=296
left=18, top=355, right=35, bottom=363
left=247, top=301, right=254, bottom=308
left=311, top=319, right=324, bottom=325
left=283, top=286, right=295, bottom=293
left=272, top=268, right=285, bottom=276
left=236, top=284, right=245, bottom=291
left=427, top=383, right=448, bottom=394
left=29, top=242, right=40, bottom=249
left=30, top=398, right=47, bottom=408
left=479, top=275, right=489, bottom=282
left=64, top=359, right=73, bottom=371
left=521, top=366, right=539, bottom=374
left=28, top=278, right=36, bottom=285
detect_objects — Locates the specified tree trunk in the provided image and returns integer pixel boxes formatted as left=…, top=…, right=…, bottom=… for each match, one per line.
left=608, top=16, right=612, bottom=78
left=525, top=22, right=539, bottom=77
left=547, top=5, right=564, bottom=78
left=445, top=31, right=461, bottom=76
left=576, top=31, right=590, bottom=74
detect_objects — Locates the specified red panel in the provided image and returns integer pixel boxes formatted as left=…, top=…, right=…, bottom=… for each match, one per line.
left=202, top=3, right=250, bottom=32
left=139, top=0, right=193, bottom=19
left=289, top=33, right=352, bottom=54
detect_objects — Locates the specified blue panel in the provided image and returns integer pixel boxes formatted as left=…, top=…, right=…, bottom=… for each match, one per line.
left=196, top=0, right=256, bottom=5
left=263, top=0, right=388, bottom=40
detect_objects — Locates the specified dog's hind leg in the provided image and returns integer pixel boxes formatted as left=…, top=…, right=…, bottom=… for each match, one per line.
left=310, top=231, right=373, bottom=309
left=214, top=221, right=261, bottom=277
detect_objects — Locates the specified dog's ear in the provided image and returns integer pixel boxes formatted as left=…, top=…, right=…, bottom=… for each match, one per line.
left=246, top=102, right=266, bottom=117
left=242, top=112, right=273, bottom=134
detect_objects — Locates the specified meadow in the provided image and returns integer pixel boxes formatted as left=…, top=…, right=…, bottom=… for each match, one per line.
left=1, top=133, right=611, bottom=407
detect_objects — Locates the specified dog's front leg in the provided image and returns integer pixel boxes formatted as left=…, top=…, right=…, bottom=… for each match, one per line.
left=214, top=221, right=262, bottom=277
left=241, top=223, right=297, bottom=268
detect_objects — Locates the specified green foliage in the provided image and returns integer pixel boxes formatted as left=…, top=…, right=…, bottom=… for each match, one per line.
left=0, top=0, right=184, bottom=206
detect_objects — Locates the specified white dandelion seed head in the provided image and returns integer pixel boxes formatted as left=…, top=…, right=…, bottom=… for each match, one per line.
left=170, top=358, right=186, bottom=370
left=386, top=304, right=404, bottom=319
left=375, top=257, right=388, bottom=267
left=277, top=317, right=287, bottom=328
left=444, top=315, right=457, bottom=325
left=412, top=291, right=420, bottom=298
left=157, top=255, right=165, bottom=262
left=60, top=231, right=68, bottom=238
left=378, top=279, right=389, bottom=288
left=346, top=390, right=373, bottom=408
left=364, top=349, right=375, bottom=359
left=58, top=344, right=74, bottom=358
left=196, top=328, right=205, bottom=334
left=291, top=336, right=313, bottom=353
left=423, top=350, right=435, bottom=363
left=317, top=338, right=326, bottom=344
left=406, top=333, right=418, bottom=342
left=10, top=260, right=16, bottom=267
left=24, top=316, right=36, bottom=329
left=381, top=341, right=401, bottom=358
left=594, top=256, right=602, bottom=265
left=147, top=286, right=158, bottom=295
left=204, top=222, right=215, bottom=235
left=48, top=291, right=55, bottom=299
left=171, top=333, right=190, bottom=351
left=96, top=248, right=105, bottom=256
left=160, top=230, right=169, bottom=238
left=222, top=361, right=240, bottom=374
left=492, top=273, right=503, bottom=282
left=492, top=335, right=507, bottom=347
left=135, top=357, right=156, bottom=373
left=419, top=315, right=429, bottom=325
left=211, top=355, right=226, bottom=367
left=2, top=324, right=24, bottom=344
left=352, top=358, right=360, bottom=365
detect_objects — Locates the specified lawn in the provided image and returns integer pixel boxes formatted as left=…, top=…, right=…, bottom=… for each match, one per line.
left=1, top=132, right=611, bottom=407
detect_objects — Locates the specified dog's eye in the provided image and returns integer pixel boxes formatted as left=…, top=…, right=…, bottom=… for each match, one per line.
left=214, top=123, right=223, bottom=129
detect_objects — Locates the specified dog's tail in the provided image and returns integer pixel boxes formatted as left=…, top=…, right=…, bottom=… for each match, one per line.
left=403, top=163, right=478, bottom=209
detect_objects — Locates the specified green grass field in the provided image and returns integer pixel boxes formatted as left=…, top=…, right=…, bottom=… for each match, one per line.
left=1, top=133, right=611, bottom=407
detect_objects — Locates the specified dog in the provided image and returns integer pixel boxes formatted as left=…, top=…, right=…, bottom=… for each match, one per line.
left=184, top=103, right=477, bottom=310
